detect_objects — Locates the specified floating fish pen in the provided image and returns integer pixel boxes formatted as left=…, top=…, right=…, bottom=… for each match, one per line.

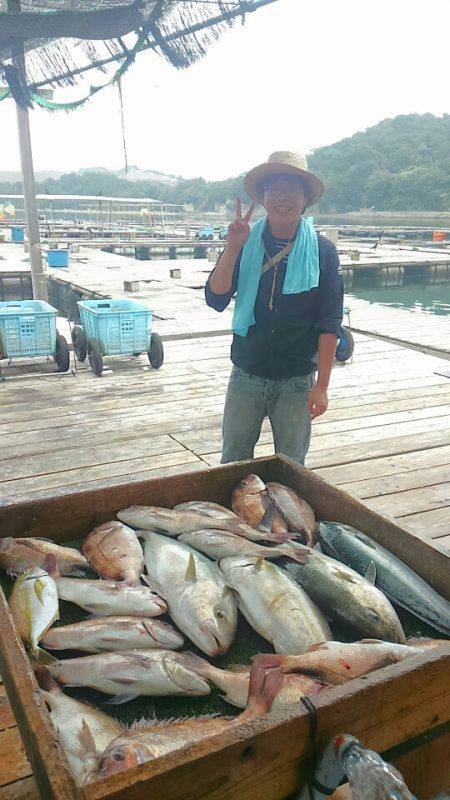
left=0, top=455, right=448, bottom=800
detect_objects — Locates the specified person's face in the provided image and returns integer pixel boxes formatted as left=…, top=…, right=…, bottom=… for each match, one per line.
left=262, top=174, right=307, bottom=227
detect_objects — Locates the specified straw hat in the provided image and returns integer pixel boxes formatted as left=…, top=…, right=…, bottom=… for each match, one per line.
left=244, top=151, right=325, bottom=207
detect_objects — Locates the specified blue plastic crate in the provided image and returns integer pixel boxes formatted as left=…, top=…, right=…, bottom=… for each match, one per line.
left=0, top=300, right=57, bottom=358
left=78, top=299, right=153, bottom=356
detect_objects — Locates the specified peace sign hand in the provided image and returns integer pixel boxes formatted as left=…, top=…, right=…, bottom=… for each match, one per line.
left=226, top=198, right=255, bottom=254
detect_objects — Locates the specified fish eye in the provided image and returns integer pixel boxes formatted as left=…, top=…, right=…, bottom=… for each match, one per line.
left=113, top=752, right=125, bottom=762
left=216, top=609, right=225, bottom=620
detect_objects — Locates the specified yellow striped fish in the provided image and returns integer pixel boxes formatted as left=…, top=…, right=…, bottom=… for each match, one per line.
left=9, top=566, right=59, bottom=657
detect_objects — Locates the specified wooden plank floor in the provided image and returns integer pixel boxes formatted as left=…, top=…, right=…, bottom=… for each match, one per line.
left=0, top=331, right=449, bottom=799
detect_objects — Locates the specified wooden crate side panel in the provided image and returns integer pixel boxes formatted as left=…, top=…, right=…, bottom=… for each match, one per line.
left=0, top=587, right=82, bottom=800
left=86, top=647, right=450, bottom=800
left=0, top=459, right=279, bottom=543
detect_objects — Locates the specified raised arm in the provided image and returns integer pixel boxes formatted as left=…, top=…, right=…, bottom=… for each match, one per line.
left=209, top=198, right=254, bottom=294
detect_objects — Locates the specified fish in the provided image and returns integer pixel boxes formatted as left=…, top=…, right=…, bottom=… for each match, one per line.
left=47, top=649, right=212, bottom=702
left=285, top=544, right=406, bottom=643
left=118, top=504, right=290, bottom=544
left=174, top=500, right=239, bottom=518
left=142, top=532, right=237, bottom=656
left=178, top=529, right=309, bottom=564
left=219, top=556, right=332, bottom=654
left=253, top=638, right=444, bottom=685
left=0, top=536, right=88, bottom=577
left=35, top=666, right=123, bottom=786
left=82, top=521, right=144, bottom=586
left=92, top=661, right=283, bottom=781
left=231, top=474, right=290, bottom=536
left=317, top=522, right=450, bottom=636
left=41, top=616, right=184, bottom=653
left=54, top=577, right=166, bottom=617
left=180, top=653, right=326, bottom=710
left=266, top=482, right=316, bottom=546
left=9, top=565, right=59, bottom=657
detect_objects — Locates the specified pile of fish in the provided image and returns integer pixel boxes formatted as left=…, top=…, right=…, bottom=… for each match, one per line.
left=1, top=473, right=448, bottom=787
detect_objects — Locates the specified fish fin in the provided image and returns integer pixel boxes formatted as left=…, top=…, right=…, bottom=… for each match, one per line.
left=219, top=693, right=243, bottom=708
left=28, top=646, right=58, bottom=666
left=105, top=694, right=139, bottom=705
left=246, top=662, right=283, bottom=716
left=364, top=560, right=377, bottom=584
left=314, top=542, right=323, bottom=553
left=279, top=544, right=310, bottom=564
left=68, top=567, right=89, bottom=578
left=251, top=653, right=287, bottom=670
left=111, top=677, right=141, bottom=685
left=305, top=641, right=329, bottom=652
left=76, top=719, right=98, bottom=759
left=184, top=553, right=197, bottom=582
left=33, top=579, right=47, bottom=604
left=222, top=585, right=233, bottom=599
left=253, top=557, right=265, bottom=573
left=258, top=506, right=275, bottom=533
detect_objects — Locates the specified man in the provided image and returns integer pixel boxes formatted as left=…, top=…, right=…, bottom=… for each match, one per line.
left=205, top=151, right=343, bottom=465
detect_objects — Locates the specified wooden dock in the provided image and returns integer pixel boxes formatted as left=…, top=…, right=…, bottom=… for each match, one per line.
left=0, top=329, right=449, bottom=799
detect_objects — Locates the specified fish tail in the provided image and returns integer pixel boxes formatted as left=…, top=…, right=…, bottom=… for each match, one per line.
left=243, top=662, right=284, bottom=719
left=34, top=665, right=61, bottom=692
left=251, top=653, right=292, bottom=673
left=277, top=543, right=310, bottom=564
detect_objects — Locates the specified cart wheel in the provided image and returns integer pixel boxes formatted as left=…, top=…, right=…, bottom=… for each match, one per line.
left=148, top=332, right=164, bottom=369
left=87, top=338, right=103, bottom=376
left=53, top=333, right=70, bottom=372
left=336, top=327, right=355, bottom=362
left=71, top=325, right=87, bottom=361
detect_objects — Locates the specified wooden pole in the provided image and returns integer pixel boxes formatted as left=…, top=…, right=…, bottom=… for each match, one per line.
left=7, top=0, right=48, bottom=302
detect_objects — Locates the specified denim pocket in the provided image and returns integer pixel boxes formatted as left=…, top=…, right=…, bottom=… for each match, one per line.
left=230, top=365, right=245, bottom=384
left=288, top=374, right=315, bottom=392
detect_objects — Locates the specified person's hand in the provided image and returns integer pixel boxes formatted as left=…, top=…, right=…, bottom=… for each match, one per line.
left=307, top=385, right=328, bottom=419
left=226, top=198, right=255, bottom=254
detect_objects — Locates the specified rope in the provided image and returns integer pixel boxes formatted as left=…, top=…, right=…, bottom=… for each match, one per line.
left=117, top=75, right=128, bottom=174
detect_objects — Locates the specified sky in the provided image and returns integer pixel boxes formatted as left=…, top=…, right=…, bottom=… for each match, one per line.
left=0, top=0, right=449, bottom=180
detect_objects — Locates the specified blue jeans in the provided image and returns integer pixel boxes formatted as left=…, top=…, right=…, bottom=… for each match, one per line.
left=221, top=366, right=315, bottom=465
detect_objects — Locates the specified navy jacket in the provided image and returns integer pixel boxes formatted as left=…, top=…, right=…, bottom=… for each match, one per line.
left=205, top=226, right=343, bottom=379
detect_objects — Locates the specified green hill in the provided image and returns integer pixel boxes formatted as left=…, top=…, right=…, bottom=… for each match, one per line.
left=0, top=114, right=448, bottom=212
left=308, top=113, right=450, bottom=212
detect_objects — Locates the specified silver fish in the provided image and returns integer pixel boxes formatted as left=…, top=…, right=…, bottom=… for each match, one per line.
left=47, top=650, right=211, bottom=702
left=0, top=537, right=87, bottom=577
left=9, top=566, right=59, bottom=657
left=285, top=544, right=406, bottom=643
left=54, top=577, right=166, bottom=617
left=318, top=522, right=450, bottom=636
left=41, top=616, right=184, bottom=653
left=178, top=529, right=308, bottom=564
left=142, top=532, right=237, bottom=657
left=118, top=504, right=291, bottom=544
left=220, top=556, right=332, bottom=654
left=35, top=666, right=123, bottom=786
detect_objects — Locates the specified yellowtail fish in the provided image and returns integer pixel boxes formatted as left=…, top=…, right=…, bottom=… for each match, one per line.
left=9, top=565, right=59, bottom=657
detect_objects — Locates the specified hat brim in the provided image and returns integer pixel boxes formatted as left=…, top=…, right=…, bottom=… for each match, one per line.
left=244, top=162, right=325, bottom=207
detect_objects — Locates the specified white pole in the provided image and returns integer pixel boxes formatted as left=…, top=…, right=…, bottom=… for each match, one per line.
left=8, top=0, right=48, bottom=301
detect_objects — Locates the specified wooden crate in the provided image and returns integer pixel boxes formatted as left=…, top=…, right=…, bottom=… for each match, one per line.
left=0, top=455, right=448, bottom=800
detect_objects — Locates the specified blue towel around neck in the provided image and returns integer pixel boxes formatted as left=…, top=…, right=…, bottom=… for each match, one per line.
left=232, top=215, right=319, bottom=337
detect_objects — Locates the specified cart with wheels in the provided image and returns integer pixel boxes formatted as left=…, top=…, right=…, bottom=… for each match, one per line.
left=0, top=300, right=70, bottom=379
left=73, top=298, right=164, bottom=376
